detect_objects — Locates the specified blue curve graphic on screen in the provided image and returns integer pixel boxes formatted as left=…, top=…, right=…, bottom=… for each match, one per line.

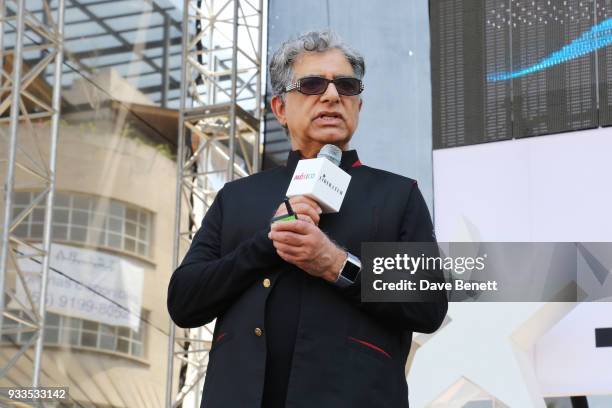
left=487, top=17, right=612, bottom=82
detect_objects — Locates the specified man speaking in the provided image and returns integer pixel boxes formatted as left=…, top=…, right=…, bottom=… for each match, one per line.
left=167, top=30, right=447, bottom=408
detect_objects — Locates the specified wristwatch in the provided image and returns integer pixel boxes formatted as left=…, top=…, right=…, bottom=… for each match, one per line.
left=334, top=252, right=361, bottom=288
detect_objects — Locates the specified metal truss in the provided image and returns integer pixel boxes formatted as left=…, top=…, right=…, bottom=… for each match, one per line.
left=2, top=0, right=184, bottom=107
left=166, top=0, right=264, bottom=406
left=0, top=0, right=66, bottom=393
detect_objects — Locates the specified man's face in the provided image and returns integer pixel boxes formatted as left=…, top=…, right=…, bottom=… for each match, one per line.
left=271, top=48, right=363, bottom=157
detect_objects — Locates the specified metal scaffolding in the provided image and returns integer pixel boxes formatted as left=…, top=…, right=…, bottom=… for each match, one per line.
left=166, top=0, right=264, bottom=407
left=0, top=0, right=65, bottom=393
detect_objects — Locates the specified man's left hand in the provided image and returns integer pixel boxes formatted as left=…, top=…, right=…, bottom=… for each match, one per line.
left=268, top=220, right=346, bottom=283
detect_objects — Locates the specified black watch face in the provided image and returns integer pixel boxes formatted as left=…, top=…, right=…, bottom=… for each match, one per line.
left=342, top=261, right=360, bottom=282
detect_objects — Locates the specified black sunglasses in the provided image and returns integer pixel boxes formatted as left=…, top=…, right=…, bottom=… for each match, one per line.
left=285, top=76, right=364, bottom=96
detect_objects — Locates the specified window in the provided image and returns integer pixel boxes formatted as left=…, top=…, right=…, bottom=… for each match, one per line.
left=2, top=310, right=147, bottom=359
left=12, top=191, right=153, bottom=258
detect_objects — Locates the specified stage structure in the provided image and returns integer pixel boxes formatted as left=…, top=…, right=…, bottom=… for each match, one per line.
left=165, top=0, right=264, bottom=407
left=0, top=0, right=66, bottom=394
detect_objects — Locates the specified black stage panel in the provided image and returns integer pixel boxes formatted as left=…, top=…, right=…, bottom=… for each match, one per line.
left=431, top=0, right=610, bottom=149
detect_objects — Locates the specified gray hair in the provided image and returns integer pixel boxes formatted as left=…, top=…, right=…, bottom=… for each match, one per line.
left=269, top=30, right=365, bottom=98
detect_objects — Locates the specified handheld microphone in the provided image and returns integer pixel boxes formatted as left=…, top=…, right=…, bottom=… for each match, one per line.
left=286, top=145, right=351, bottom=213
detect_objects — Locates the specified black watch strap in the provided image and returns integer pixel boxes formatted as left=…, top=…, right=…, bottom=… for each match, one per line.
left=334, top=252, right=361, bottom=288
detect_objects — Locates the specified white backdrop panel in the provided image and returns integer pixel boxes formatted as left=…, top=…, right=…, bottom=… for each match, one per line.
left=432, top=128, right=612, bottom=242
left=409, top=128, right=612, bottom=406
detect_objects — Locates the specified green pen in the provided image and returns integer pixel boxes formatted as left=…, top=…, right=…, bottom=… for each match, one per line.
left=270, top=197, right=299, bottom=223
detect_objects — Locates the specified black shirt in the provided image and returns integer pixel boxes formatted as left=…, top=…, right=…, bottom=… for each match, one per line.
left=261, top=150, right=361, bottom=408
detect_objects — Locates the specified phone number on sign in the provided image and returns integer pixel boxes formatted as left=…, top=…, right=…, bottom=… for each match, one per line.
left=35, top=292, right=129, bottom=320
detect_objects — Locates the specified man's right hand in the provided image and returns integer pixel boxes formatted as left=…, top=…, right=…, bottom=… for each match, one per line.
left=273, top=196, right=322, bottom=225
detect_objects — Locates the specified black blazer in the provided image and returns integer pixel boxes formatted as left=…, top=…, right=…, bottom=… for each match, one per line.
left=167, top=150, right=447, bottom=408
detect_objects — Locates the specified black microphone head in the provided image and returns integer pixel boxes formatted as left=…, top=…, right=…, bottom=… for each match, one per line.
left=317, top=144, right=342, bottom=166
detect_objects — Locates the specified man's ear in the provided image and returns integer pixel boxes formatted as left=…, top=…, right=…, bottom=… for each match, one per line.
left=270, top=95, right=287, bottom=127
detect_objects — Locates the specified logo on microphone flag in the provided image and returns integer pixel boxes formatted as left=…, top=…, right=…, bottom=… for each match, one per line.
left=292, top=172, right=316, bottom=181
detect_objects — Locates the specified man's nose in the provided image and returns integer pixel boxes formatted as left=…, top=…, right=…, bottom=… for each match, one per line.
left=320, top=82, right=340, bottom=103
